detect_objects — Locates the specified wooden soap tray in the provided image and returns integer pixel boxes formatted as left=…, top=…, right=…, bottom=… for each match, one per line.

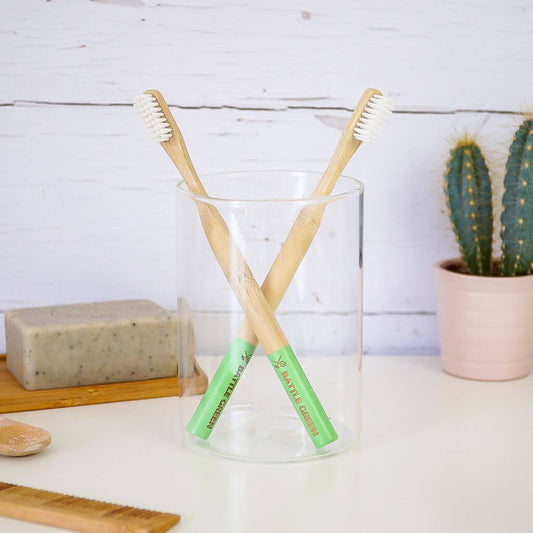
left=0, top=354, right=207, bottom=414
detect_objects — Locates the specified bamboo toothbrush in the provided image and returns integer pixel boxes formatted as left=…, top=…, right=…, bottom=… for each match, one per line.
left=135, top=90, right=337, bottom=448
left=188, top=88, right=393, bottom=439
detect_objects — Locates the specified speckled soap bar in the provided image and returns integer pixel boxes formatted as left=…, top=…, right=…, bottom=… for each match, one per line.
left=5, top=300, right=178, bottom=390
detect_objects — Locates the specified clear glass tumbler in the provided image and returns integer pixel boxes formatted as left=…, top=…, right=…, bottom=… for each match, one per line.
left=176, top=171, right=363, bottom=462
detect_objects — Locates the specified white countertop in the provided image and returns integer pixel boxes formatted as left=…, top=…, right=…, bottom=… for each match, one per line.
left=1, top=355, right=532, bottom=533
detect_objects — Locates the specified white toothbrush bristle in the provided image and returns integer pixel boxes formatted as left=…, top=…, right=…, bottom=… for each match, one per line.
left=134, top=93, right=173, bottom=143
left=353, top=94, right=393, bottom=143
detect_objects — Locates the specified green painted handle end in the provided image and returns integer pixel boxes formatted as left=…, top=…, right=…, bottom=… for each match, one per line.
left=186, top=337, right=256, bottom=439
left=268, top=346, right=338, bottom=448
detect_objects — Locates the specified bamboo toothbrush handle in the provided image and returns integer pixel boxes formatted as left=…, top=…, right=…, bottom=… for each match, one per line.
left=161, top=147, right=284, bottom=352
left=237, top=204, right=326, bottom=342
left=195, top=202, right=287, bottom=355
left=238, top=88, right=381, bottom=344
left=190, top=200, right=337, bottom=447
left=180, top=180, right=337, bottom=447
left=187, top=89, right=385, bottom=440
left=145, top=91, right=337, bottom=447
left=147, top=90, right=286, bottom=352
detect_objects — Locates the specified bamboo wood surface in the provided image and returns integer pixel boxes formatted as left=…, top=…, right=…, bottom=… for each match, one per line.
left=147, top=90, right=290, bottom=354
left=237, top=89, right=380, bottom=344
left=0, top=482, right=180, bottom=533
left=0, top=354, right=207, bottom=414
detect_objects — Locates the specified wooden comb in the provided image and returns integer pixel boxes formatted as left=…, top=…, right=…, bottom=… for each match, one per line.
left=0, top=481, right=180, bottom=533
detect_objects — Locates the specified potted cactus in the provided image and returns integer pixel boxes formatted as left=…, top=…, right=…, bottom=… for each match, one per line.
left=435, top=117, right=533, bottom=380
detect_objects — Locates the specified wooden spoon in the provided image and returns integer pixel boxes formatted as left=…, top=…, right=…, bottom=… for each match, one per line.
left=0, top=416, right=51, bottom=457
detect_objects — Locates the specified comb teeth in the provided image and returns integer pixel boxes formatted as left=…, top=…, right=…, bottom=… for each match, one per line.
left=0, top=482, right=180, bottom=528
left=353, top=94, right=393, bottom=143
left=134, top=93, right=173, bottom=143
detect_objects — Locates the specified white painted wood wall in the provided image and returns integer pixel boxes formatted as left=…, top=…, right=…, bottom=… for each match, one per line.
left=1, top=0, right=532, bottom=354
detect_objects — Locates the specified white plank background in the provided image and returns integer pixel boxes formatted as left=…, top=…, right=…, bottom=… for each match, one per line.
left=1, top=0, right=532, bottom=354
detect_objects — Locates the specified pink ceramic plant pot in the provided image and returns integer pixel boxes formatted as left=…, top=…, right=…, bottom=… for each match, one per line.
left=434, top=259, right=533, bottom=381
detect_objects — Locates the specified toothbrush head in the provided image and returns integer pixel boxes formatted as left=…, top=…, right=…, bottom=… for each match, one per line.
left=353, top=94, right=393, bottom=143
left=134, top=91, right=173, bottom=143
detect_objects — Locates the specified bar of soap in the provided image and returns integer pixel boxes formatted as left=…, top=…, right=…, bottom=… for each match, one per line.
left=5, top=300, right=178, bottom=390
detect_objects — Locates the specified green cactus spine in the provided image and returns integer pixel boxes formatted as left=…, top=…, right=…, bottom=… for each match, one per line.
left=501, top=118, right=533, bottom=276
left=445, top=140, right=493, bottom=275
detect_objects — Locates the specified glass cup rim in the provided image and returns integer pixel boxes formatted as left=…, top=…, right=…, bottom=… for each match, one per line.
left=176, top=170, right=364, bottom=206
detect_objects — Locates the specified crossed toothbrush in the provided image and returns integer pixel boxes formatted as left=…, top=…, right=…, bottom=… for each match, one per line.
left=135, top=89, right=392, bottom=448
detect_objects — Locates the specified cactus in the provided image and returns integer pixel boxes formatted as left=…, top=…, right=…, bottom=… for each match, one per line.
left=445, top=139, right=493, bottom=275
left=501, top=118, right=533, bottom=276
